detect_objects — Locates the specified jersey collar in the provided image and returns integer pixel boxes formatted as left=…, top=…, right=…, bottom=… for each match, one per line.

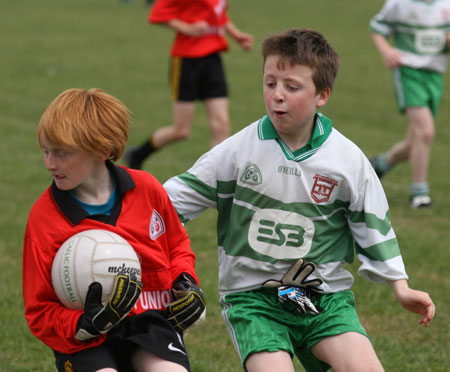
left=257, top=112, right=333, bottom=162
left=50, top=160, right=135, bottom=225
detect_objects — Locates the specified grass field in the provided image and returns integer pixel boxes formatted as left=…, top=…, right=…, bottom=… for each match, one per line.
left=1, top=0, right=449, bottom=371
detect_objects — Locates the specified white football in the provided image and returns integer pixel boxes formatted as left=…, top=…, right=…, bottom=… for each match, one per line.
left=51, top=229, right=141, bottom=309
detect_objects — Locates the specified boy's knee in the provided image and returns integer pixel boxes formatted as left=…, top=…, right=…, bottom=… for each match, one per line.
left=416, top=125, right=434, bottom=145
left=170, top=126, right=191, bottom=141
left=423, top=127, right=435, bottom=143
left=176, top=130, right=190, bottom=141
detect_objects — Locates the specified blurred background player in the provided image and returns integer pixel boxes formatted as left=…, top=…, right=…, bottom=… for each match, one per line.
left=125, top=0, right=253, bottom=170
left=23, top=88, right=205, bottom=372
left=369, top=0, right=450, bottom=208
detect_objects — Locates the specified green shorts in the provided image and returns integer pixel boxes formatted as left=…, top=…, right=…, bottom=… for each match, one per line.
left=393, top=66, right=443, bottom=117
left=220, top=288, right=367, bottom=372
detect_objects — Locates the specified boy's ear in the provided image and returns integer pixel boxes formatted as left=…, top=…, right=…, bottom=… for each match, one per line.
left=99, top=151, right=111, bottom=162
left=316, top=87, right=331, bottom=108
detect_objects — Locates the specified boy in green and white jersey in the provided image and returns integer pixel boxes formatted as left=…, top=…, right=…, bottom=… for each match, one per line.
left=164, top=28, right=435, bottom=372
left=369, top=0, right=450, bottom=208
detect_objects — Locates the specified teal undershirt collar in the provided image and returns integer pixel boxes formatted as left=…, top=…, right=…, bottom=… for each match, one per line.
left=69, top=174, right=117, bottom=216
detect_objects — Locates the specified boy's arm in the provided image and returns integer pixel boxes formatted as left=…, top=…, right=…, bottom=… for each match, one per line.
left=225, top=21, right=253, bottom=50
left=388, top=279, right=435, bottom=327
left=166, top=19, right=209, bottom=37
left=148, top=0, right=207, bottom=37
left=371, top=32, right=402, bottom=69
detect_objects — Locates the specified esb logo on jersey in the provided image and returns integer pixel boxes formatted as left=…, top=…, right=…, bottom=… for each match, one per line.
left=310, top=174, right=338, bottom=203
left=248, top=208, right=314, bottom=259
left=149, top=210, right=165, bottom=240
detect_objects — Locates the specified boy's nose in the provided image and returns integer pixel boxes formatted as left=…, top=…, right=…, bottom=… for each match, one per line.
left=273, top=87, right=284, bottom=101
left=44, top=154, right=56, bottom=170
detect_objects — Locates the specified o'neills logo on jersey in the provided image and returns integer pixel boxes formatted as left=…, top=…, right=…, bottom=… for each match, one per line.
left=150, top=209, right=165, bottom=240
left=310, top=174, right=338, bottom=203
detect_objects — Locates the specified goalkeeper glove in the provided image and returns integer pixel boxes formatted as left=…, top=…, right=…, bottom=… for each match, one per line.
left=263, top=259, right=323, bottom=315
left=75, top=272, right=142, bottom=341
left=278, top=286, right=321, bottom=315
left=263, top=258, right=323, bottom=292
left=166, top=273, right=206, bottom=332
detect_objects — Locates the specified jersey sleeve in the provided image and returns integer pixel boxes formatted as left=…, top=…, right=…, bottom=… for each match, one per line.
left=164, top=149, right=219, bottom=223
left=369, top=0, right=399, bottom=36
left=347, top=155, right=408, bottom=283
left=156, top=184, right=200, bottom=285
left=22, top=222, right=106, bottom=353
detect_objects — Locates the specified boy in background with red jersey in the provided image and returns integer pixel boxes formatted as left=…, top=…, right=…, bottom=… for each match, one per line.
left=125, top=0, right=254, bottom=169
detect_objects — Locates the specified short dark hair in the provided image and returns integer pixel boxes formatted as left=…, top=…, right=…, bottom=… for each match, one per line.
left=262, top=28, right=339, bottom=92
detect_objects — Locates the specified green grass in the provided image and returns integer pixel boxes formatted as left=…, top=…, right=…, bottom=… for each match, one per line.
left=1, top=0, right=449, bottom=371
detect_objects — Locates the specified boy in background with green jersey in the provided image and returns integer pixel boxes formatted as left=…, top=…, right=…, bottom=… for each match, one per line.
left=164, top=28, right=435, bottom=372
left=369, top=0, right=450, bottom=208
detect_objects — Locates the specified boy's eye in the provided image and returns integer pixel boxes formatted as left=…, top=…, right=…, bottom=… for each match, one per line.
left=286, top=84, right=299, bottom=91
left=55, top=150, right=71, bottom=158
left=46, top=149, right=73, bottom=159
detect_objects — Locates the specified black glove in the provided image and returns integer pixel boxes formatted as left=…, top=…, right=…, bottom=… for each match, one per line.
left=75, top=272, right=142, bottom=341
left=166, top=273, right=206, bottom=332
left=263, top=259, right=323, bottom=315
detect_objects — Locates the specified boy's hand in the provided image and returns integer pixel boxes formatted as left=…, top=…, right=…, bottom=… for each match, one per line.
left=371, top=33, right=402, bottom=69
left=235, top=32, right=254, bottom=51
left=75, top=272, right=142, bottom=341
left=169, top=19, right=209, bottom=37
left=166, top=273, right=206, bottom=332
left=389, top=279, right=435, bottom=327
left=263, top=258, right=323, bottom=293
left=380, top=46, right=403, bottom=69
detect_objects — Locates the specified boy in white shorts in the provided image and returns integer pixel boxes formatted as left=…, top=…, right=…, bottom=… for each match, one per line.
left=164, top=28, right=435, bottom=371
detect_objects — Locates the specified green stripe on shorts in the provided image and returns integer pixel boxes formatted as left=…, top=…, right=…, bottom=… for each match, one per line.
left=220, top=288, right=367, bottom=372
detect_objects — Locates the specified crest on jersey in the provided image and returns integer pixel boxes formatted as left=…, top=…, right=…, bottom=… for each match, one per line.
left=442, top=9, right=450, bottom=22
left=240, top=163, right=263, bottom=185
left=310, top=174, right=338, bottom=203
left=150, top=210, right=165, bottom=240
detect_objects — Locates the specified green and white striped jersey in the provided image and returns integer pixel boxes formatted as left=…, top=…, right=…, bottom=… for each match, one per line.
left=164, top=114, right=408, bottom=295
left=370, top=0, right=450, bottom=73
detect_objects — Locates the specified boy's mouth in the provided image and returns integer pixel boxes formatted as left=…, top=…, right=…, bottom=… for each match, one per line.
left=274, top=109, right=287, bottom=117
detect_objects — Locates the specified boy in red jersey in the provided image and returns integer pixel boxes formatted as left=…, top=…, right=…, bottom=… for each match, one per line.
left=23, top=88, right=205, bottom=372
left=125, top=0, right=254, bottom=169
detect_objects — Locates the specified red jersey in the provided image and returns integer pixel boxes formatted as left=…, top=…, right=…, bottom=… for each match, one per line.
left=23, top=162, right=198, bottom=354
left=149, top=0, right=230, bottom=57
